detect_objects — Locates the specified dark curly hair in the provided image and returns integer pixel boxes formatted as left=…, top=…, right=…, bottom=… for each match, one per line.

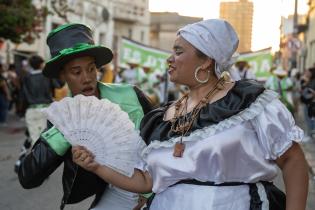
left=29, top=55, right=44, bottom=70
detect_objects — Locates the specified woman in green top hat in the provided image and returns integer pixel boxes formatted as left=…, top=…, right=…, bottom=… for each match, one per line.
left=18, top=23, right=153, bottom=210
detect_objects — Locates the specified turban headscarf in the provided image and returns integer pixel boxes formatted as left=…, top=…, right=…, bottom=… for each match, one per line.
left=178, top=19, right=239, bottom=78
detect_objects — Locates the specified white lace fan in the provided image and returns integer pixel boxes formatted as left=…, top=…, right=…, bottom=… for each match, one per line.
left=42, top=94, right=145, bottom=177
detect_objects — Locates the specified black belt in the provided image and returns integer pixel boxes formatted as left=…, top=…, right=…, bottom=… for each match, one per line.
left=171, top=179, right=248, bottom=187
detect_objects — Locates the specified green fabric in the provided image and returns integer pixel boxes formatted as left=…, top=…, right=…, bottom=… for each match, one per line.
left=42, top=126, right=71, bottom=156
left=98, top=82, right=144, bottom=129
left=272, top=77, right=294, bottom=113
left=44, top=82, right=144, bottom=155
left=141, top=192, right=153, bottom=198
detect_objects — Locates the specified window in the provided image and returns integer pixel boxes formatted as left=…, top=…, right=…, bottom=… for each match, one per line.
left=141, top=31, right=144, bottom=42
left=99, top=33, right=106, bottom=45
left=128, top=29, right=132, bottom=39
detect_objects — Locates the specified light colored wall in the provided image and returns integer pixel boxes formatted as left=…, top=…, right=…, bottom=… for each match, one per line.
left=305, top=2, right=315, bottom=68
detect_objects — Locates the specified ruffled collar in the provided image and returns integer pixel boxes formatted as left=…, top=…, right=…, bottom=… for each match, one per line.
left=140, top=80, right=266, bottom=145
left=140, top=87, right=279, bottom=159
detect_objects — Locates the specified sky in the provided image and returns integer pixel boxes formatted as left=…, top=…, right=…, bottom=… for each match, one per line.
left=149, top=0, right=309, bottom=52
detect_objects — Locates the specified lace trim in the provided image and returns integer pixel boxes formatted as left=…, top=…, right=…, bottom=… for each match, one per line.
left=267, top=125, right=304, bottom=160
left=140, top=90, right=279, bottom=158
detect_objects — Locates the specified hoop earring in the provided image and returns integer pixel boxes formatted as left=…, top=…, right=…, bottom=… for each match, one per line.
left=194, top=66, right=210, bottom=84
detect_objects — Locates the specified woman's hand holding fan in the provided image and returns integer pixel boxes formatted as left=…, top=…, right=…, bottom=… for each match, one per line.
left=42, top=94, right=146, bottom=177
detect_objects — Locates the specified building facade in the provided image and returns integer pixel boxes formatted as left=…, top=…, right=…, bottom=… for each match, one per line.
left=279, top=15, right=306, bottom=71
left=150, top=12, right=202, bottom=51
left=2, top=0, right=150, bottom=69
left=304, top=0, right=315, bottom=69
left=220, top=0, right=253, bottom=53
left=112, top=0, right=150, bottom=48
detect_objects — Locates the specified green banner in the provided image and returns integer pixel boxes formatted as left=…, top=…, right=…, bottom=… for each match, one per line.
left=238, top=48, right=273, bottom=80
left=120, top=39, right=273, bottom=81
left=120, top=38, right=170, bottom=74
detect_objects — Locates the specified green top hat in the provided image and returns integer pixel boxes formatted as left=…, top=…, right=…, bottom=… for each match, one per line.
left=43, top=23, right=113, bottom=78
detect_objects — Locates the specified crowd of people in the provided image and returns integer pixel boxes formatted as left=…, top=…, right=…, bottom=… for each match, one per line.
left=0, top=18, right=311, bottom=210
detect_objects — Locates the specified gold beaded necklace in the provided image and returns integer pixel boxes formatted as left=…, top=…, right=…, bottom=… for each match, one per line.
left=170, top=76, right=227, bottom=157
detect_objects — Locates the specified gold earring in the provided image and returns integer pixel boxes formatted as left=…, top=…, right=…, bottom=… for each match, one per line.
left=194, top=66, right=210, bottom=84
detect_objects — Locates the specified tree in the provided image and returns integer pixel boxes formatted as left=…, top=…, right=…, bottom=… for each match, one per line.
left=0, top=0, right=48, bottom=44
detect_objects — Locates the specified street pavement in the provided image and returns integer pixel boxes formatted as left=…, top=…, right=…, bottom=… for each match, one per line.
left=0, top=109, right=314, bottom=210
left=0, top=113, right=93, bottom=210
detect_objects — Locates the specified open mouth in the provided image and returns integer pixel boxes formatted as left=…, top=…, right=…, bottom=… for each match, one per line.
left=81, top=87, right=94, bottom=96
left=168, top=66, right=175, bottom=74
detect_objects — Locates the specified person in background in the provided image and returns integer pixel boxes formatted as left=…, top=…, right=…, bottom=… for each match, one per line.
left=153, top=72, right=167, bottom=105
left=234, top=60, right=256, bottom=80
left=121, top=59, right=140, bottom=85
left=139, top=63, right=159, bottom=105
left=21, top=55, right=64, bottom=145
left=99, top=64, right=114, bottom=83
left=265, top=68, right=294, bottom=114
left=14, top=55, right=64, bottom=173
left=115, top=63, right=129, bottom=83
left=300, top=67, right=315, bottom=141
left=0, top=63, right=11, bottom=126
left=7, top=64, right=20, bottom=112
left=18, top=23, right=153, bottom=210
left=290, top=68, right=301, bottom=115
left=72, top=19, right=308, bottom=210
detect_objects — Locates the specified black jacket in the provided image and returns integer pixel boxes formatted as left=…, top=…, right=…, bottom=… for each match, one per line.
left=18, top=85, right=154, bottom=209
left=21, top=70, right=64, bottom=106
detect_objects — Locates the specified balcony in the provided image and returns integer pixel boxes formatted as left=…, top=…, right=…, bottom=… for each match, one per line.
left=112, top=2, right=145, bottom=23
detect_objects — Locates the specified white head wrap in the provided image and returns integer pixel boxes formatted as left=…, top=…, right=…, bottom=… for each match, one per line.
left=178, top=19, right=239, bottom=78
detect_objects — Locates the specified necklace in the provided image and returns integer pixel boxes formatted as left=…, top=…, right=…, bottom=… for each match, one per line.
left=170, top=76, right=227, bottom=157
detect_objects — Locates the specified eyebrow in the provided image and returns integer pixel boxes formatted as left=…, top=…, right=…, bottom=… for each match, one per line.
left=173, top=45, right=183, bottom=51
left=70, top=61, right=95, bottom=70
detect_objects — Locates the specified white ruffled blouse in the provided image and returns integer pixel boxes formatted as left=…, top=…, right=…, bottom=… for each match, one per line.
left=137, top=90, right=304, bottom=194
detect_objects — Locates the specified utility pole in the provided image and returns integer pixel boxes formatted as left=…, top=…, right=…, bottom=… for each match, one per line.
left=291, top=0, right=298, bottom=70
left=293, top=0, right=298, bottom=35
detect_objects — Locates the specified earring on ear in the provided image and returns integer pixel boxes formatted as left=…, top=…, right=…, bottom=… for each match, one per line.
left=194, top=66, right=210, bottom=84
left=217, top=71, right=232, bottom=90
left=221, top=71, right=232, bottom=82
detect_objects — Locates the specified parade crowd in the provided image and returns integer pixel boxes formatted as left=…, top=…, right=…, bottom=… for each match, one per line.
left=2, top=52, right=315, bottom=138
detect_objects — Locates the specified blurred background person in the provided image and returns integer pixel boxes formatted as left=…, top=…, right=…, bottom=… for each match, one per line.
left=140, top=63, right=158, bottom=104
left=265, top=67, right=294, bottom=113
left=121, top=59, right=140, bottom=85
left=290, top=68, right=302, bottom=115
left=234, top=60, right=256, bottom=80
left=0, top=63, right=11, bottom=126
left=14, top=55, right=64, bottom=173
left=7, top=64, right=21, bottom=114
left=99, top=64, right=114, bottom=83
left=21, top=55, right=64, bottom=145
left=115, top=63, right=129, bottom=83
left=300, top=67, right=315, bottom=141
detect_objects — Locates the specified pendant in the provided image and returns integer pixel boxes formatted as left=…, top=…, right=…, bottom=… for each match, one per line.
left=173, top=142, right=185, bottom=157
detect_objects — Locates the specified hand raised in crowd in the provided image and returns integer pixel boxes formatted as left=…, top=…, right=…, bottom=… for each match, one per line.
left=72, top=146, right=99, bottom=172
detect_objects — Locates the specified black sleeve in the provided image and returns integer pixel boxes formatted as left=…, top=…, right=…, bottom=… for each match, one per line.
left=20, top=76, right=29, bottom=106
left=133, top=86, right=156, bottom=114
left=18, top=123, right=65, bottom=189
left=51, top=78, right=65, bottom=89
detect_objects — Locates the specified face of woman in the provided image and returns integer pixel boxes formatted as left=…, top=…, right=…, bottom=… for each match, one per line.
left=60, top=56, right=99, bottom=97
left=167, top=35, right=209, bottom=86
